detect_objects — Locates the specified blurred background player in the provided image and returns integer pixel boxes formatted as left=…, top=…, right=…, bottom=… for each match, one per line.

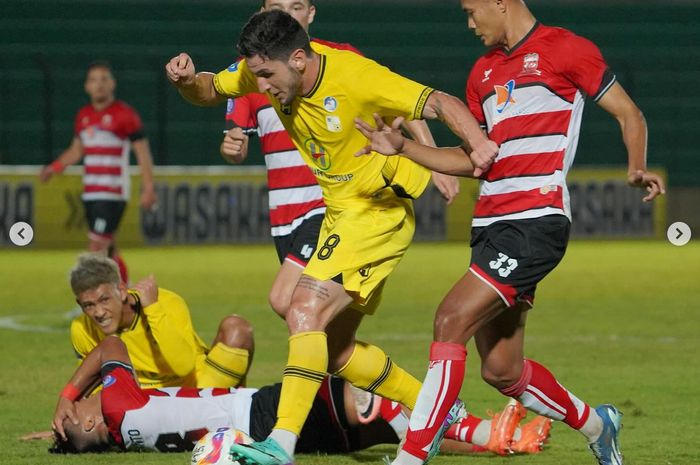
left=166, top=10, right=497, bottom=465
left=220, top=0, right=459, bottom=319
left=49, top=335, right=549, bottom=456
left=39, top=61, right=157, bottom=284
left=356, top=1, right=665, bottom=464
left=53, top=253, right=254, bottom=434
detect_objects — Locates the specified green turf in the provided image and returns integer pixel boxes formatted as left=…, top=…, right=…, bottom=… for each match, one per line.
left=1, top=241, right=698, bottom=465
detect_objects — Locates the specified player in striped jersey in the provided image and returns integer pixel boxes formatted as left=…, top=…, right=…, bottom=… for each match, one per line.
left=220, top=0, right=459, bottom=320
left=39, top=61, right=157, bottom=284
left=49, top=325, right=549, bottom=456
left=357, top=1, right=665, bottom=464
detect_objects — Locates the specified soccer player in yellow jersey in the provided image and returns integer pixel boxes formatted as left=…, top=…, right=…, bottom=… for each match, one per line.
left=165, top=10, right=498, bottom=464
left=54, top=253, right=254, bottom=432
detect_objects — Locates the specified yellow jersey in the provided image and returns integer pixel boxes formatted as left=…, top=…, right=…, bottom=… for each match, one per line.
left=70, top=288, right=208, bottom=388
left=213, top=42, right=432, bottom=210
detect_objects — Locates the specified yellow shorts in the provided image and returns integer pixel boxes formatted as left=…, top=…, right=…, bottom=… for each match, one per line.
left=304, top=188, right=416, bottom=314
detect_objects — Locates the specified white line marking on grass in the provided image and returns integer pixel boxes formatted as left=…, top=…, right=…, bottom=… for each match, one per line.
left=0, top=316, right=62, bottom=333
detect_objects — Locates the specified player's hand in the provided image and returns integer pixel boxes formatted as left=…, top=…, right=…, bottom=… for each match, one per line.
left=133, top=274, right=158, bottom=307
left=52, top=397, right=78, bottom=441
left=431, top=171, right=460, bottom=205
left=628, top=169, right=666, bottom=202
left=354, top=113, right=405, bottom=156
left=220, top=127, right=249, bottom=163
left=140, top=188, right=158, bottom=211
left=165, top=53, right=196, bottom=87
left=20, top=430, right=55, bottom=441
left=469, top=139, right=499, bottom=177
left=39, top=165, right=54, bottom=183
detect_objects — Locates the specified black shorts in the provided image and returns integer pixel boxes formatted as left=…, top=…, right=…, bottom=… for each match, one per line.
left=83, top=200, right=127, bottom=238
left=469, top=215, right=570, bottom=307
left=248, top=377, right=352, bottom=453
left=273, top=214, right=324, bottom=267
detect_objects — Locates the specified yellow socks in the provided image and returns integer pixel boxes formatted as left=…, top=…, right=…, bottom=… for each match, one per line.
left=275, top=331, right=328, bottom=434
left=198, top=342, right=250, bottom=388
left=335, top=340, right=421, bottom=409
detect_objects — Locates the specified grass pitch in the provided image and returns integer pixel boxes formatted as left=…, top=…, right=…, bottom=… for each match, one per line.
left=1, top=240, right=698, bottom=465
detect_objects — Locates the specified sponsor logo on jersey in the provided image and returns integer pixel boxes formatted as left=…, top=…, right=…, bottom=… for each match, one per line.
left=519, top=53, right=542, bottom=77
left=325, top=115, right=342, bottom=132
left=306, top=138, right=331, bottom=170
left=227, top=61, right=240, bottom=72
left=103, top=374, right=116, bottom=388
left=494, top=79, right=517, bottom=114
left=323, top=96, right=338, bottom=112
left=280, top=104, right=292, bottom=115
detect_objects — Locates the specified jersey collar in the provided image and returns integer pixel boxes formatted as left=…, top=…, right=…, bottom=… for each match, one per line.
left=503, top=21, right=541, bottom=56
left=302, top=53, right=326, bottom=99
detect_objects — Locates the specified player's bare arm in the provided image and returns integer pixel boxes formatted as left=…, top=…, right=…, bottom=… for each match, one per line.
left=403, top=119, right=460, bottom=204
left=421, top=90, right=498, bottom=177
left=52, top=335, right=124, bottom=440
left=131, top=138, right=157, bottom=210
left=165, top=53, right=227, bottom=106
left=220, top=127, right=250, bottom=164
left=39, top=136, right=84, bottom=182
left=355, top=114, right=476, bottom=177
left=597, top=82, right=666, bottom=201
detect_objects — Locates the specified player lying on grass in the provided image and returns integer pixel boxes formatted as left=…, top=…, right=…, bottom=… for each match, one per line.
left=54, top=253, right=254, bottom=433
left=47, top=334, right=551, bottom=456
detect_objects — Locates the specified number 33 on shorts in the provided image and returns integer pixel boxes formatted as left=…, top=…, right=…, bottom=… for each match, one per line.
left=489, top=252, right=518, bottom=278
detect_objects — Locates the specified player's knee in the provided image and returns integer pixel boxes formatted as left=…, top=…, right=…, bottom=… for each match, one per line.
left=216, top=315, right=255, bottom=351
left=433, top=310, right=469, bottom=343
left=481, top=363, right=521, bottom=390
left=268, top=288, right=290, bottom=319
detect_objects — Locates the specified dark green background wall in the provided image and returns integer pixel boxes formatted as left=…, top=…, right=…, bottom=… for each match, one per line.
left=1, top=1, right=697, bottom=185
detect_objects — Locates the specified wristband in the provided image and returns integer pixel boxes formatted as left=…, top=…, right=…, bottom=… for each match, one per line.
left=60, top=383, right=81, bottom=401
left=49, top=161, right=65, bottom=174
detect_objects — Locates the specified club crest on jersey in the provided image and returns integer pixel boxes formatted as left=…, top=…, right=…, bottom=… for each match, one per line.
left=494, top=79, right=517, bottom=114
left=519, top=53, right=542, bottom=77
left=306, top=138, right=331, bottom=170
left=101, top=114, right=113, bottom=127
left=323, top=96, right=338, bottom=112
left=227, top=61, right=240, bottom=72
left=226, top=98, right=234, bottom=114
left=102, top=374, right=116, bottom=388
left=325, top=115, right=342, bottom=133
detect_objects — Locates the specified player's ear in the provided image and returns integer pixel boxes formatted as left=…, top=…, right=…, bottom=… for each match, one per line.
left=307, top=5, right=316, bottom=25
left=289, top=49, right=307, bottom=72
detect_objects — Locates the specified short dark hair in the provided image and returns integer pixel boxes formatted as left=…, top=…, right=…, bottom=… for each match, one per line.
left=260, top=0, right=314, bottom=7
left=237, top=10, right=311, bottom=61
left=86, top=60, right=113, bottom=76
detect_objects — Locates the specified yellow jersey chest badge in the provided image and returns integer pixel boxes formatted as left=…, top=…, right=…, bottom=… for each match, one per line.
left=305, top=138, right=331, bottom=170
left=325, top=115, right=342, bottom=133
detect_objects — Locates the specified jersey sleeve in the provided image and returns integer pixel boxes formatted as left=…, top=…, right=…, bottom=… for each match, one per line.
left=213, top=59, right=259, bottom=98
left=466, top=65, right=486, bottom=128
left=139, top=288, right=201, bottom=377
left=561, top=33, right=616, bottom=102
left=100, top=363, right=149, bottom=448
left=355, top=60, right=434, bottom=121
left=123, top=105, right=145, bottom=141
left=226, top=95, right=256, bottom=130
left=70, top=318, right=98, bottom=361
